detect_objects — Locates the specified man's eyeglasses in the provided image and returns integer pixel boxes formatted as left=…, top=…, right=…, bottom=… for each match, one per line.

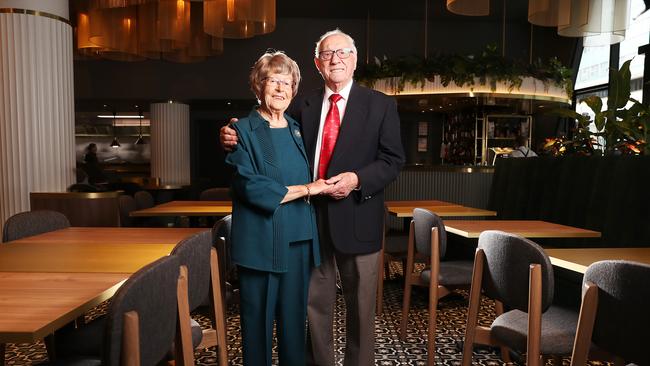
left=263, top=77, right=293, bottom=88
left=318, top=48, right=355, bottom=61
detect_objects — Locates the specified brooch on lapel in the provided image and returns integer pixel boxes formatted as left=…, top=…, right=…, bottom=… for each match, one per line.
left=293, top=129, right=302, bottom=138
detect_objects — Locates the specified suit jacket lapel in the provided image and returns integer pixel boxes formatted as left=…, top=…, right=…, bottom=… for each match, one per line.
left=329, top=83, right=367, bottom=170
left=301, top=89, right=324, bottom=163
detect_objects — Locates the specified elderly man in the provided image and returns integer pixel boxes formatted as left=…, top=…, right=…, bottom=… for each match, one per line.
left=221, top=29, right=404, bottom=366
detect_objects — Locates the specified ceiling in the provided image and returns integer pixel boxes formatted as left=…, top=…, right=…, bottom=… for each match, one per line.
left=69, top=0, right=530, bottom=23
left=276, top=0, right=528, bottom=21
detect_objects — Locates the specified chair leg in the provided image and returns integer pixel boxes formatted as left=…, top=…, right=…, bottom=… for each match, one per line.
left=570, top=282, right=598, bottom=366
left=461, top=249, right=485, bottom=366
left=427, top=286, right=439, bottom=366
left=210, top=249, right=229, bottom=366
left=526, top=264, right=543, bottom=366
left=399, top=275, right=413, bottom=340
left=494, top=301, right=512, bottom=363
left=400, top=221, right=416, bottom=341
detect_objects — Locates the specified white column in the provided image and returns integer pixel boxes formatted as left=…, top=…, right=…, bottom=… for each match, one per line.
left=0, top=0, right=75, bottom=237
left=150, top=102, right=191, bottom=186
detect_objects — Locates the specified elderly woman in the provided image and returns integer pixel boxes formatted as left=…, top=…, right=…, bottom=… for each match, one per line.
left=226, top=51, right=328, bottom=366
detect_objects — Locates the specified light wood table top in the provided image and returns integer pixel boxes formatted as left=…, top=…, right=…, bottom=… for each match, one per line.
left=388, top=205, right=497, bottom=218
left=0, top=272, right=128, bottom=343
left=443, top=220, right=602, bottom=239
left=385, top=200, right=457, bottom=207
left=10, top=227, right=205, bottom=246
left=546, top=247, right=650, bottom=274
left=131, top=200, right=232, bottom=217
left=0, top=227, right=205, bottom=273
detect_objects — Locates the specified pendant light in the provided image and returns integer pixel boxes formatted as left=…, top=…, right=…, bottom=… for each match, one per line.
left=135, top=104, right=146, bottom=145
left=105, top=105, right=121, bottom=148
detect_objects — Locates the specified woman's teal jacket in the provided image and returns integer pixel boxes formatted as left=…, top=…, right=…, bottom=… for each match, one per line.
left=225, top=110, right=320, bottom=273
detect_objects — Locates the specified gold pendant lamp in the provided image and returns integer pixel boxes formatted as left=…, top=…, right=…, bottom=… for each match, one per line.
left=446, top=0, right=490, bottom=16
left=528, top=0, right=561, bottom=26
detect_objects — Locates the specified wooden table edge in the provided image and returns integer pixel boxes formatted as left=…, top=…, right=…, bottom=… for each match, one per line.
left=0, top=277, right=127, bottom=343
left=548, top=256, right=589, bottom=274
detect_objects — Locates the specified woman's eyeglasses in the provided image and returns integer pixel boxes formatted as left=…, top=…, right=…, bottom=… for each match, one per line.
left=263, top=77, right=293, bottom=88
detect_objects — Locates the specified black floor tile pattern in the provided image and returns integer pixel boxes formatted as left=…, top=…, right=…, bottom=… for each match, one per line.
left=4, top=264, right=607, bottom=365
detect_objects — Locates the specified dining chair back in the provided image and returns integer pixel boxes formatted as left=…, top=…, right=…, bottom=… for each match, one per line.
left=171, top=230, right=228, bottom=365
left=479, top=230, right=554, bottom=312
left=104, top=255, right=191, bottom=366
left=49, top=256, right=194, bottom=366
left=212, top=215, right=234, bottom=284
left=199, top=187, right=231, bottom=201
left=413, top=207, right=447, bottom=257
left=134, top=190, right=155, bottom=210
left=400, top=208, right=473, bottom=366
left=2, top=210, right=70, bottom=243
left=462, top=230, right=578, bottom=366
left=571, top=260, right=650, bottom=366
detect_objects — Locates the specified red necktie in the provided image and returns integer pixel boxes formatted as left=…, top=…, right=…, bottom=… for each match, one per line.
left=318, top=93, right=343, bottom=179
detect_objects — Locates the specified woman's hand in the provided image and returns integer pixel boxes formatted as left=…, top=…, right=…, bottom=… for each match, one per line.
left=307, top=179, right=330, bottom=196
left=220, top=119, right=239, bottom=152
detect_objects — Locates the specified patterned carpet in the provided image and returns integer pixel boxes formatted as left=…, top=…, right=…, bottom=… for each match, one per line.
left=4, top=265, right=601, bottom=365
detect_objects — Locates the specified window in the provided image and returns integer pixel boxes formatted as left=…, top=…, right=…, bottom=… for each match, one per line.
left=619, top=0, right=650, bottom=101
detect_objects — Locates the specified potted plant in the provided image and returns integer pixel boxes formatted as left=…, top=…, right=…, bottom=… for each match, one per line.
left=548, top=60, right=649, bottom=156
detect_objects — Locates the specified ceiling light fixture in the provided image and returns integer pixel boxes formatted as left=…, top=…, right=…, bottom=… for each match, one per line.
left=105, top=104, right=121, bottom=148
left=134, top=104, right=146, bottom=145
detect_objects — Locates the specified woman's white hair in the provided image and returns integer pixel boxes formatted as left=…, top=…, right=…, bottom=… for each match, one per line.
left=314, top=29, right=357, bottom=58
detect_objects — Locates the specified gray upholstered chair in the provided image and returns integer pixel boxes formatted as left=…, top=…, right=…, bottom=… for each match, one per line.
left=2, top=210, right=70, bottom=243
left=462, top=230, right=578, bottom=366
left=199, top=187, right=231, bottom=201
left=212, top=215, right=238, bottom=305
left=118, top=195, right=137, bottom=227
left=50, top=255, right=194, bottom=366
left=133, top=190, right=155, bottom=210
left=570, top=260, right=650, bottom=366
left=400, top=208, right=473, bottom=366
left=171, top=230, right=228, bottom=365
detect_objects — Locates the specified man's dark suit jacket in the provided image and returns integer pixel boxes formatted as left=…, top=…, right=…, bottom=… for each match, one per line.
left=289, top=83, right=405, bottom=255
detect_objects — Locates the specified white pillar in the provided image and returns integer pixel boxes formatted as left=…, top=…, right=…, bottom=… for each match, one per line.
left=0, top=0, right=75, bottom=237
left=150, top=102, right=190, bottom=186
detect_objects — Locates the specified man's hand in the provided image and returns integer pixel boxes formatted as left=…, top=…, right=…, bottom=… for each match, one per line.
left=323, top=172, right=359, bottom=200
left=220, top=118, right=239, bottom=152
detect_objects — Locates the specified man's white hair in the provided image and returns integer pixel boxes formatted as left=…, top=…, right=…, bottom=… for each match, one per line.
left=314, top=29, right=357, bottom=58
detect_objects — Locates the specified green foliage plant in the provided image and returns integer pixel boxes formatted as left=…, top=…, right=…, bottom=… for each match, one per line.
left=547, top=60, right=649, bottom=156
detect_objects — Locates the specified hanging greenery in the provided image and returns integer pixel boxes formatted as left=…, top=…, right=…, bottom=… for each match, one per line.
left=355, top=44, right=574, bottom=98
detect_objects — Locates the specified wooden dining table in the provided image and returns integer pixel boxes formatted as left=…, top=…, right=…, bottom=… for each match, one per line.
left=0, top=227, right=206, bottom=273
left=545, top=247, right=650, bottom=274
left=443, top=220, right=602, bottom=238
left=385, top=200, right=497, bottom=218
left=0, top=227, right=205, bottom=348
left=130, top=200, right=232, bottom=217
left=0, top=272, right=128, bottom=343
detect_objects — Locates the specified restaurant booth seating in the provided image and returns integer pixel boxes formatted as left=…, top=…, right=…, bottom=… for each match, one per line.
left=2, top=210, right=70, bottom=242
left=30, top=192, right=121, bottom=227
left=488, top=156, right=650, bottom=247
